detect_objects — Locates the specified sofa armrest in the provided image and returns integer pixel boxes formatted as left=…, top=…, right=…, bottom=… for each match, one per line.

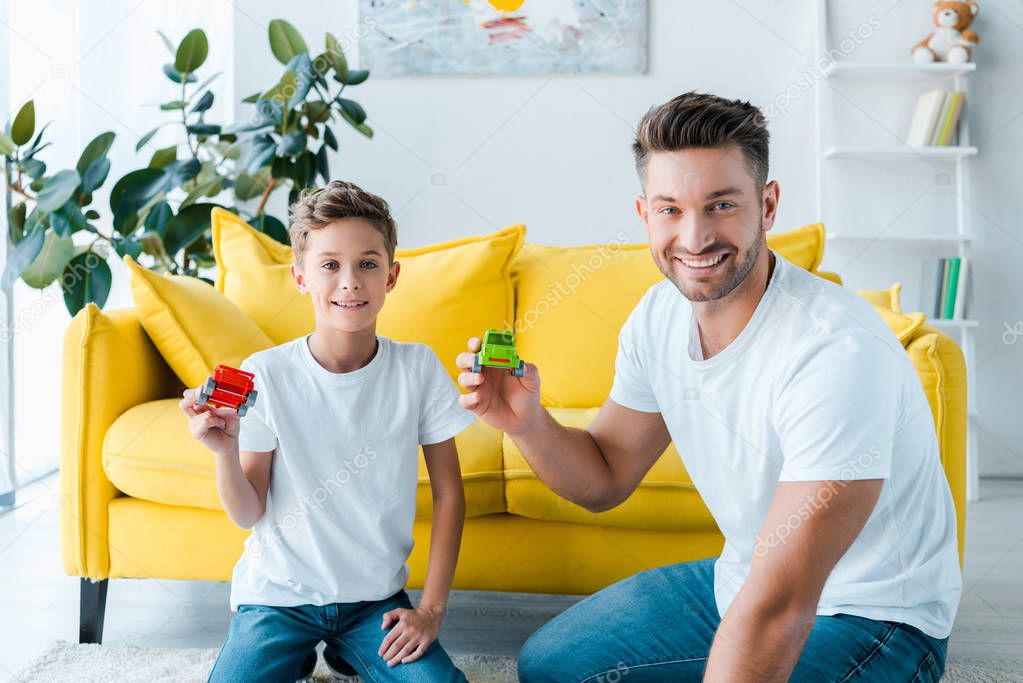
left=905, top=324, right=968, bottom=568
left=61, top=304, right=181, bottom=580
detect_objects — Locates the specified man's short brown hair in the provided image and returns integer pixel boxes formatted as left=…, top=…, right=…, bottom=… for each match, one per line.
left=288, top=180, right=398, bottom=266
left=632, top=91, right=770, bottom=191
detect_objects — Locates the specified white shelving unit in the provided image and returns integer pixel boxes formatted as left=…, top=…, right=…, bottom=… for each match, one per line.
left=813, top=1, right=979, bottom=501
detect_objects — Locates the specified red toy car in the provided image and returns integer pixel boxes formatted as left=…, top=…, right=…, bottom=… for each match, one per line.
left=196, top=364, right=258, bottom=416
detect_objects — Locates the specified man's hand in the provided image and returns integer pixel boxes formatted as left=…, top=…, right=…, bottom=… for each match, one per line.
left=179, top=388, right=240, bottom=456
left=378, top=605, right=444, bottom=666
left=455, top=336, right=542, bottom=436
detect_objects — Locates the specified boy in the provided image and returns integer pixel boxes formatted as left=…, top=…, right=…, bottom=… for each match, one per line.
left=180, top=180, right=474, bottom=682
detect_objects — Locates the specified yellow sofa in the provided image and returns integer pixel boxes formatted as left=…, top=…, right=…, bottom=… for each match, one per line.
left=61, top=211, right=967, bottom=644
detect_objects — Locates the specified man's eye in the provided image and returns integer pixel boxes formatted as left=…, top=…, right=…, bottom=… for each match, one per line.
left=712, top=202, right=735, bottom=211
left=659, top=207, right=678, bottom=215
left=361, top=261, right=378, bottom=269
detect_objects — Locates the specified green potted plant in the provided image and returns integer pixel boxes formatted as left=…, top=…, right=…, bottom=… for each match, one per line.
left=2, top=19, right=373, bottom=316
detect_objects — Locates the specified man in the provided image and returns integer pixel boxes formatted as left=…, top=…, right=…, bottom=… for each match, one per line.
left=455, top=92, right=961, bottom=681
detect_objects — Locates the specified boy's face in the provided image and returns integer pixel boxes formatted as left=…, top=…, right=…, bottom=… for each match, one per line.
left=291, top=218, right=399, bottom=334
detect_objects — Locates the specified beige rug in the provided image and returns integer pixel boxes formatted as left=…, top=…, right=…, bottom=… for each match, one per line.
left=10, top=639, right=1020, bottom=682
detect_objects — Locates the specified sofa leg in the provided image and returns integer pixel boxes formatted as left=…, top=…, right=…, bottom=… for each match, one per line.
left=79, top=578, right=108, bottom=644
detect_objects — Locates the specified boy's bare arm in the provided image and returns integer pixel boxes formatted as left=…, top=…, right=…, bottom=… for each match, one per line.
left=379, top=436, right=465, bottom=667
left=180, top=388, right=272, bottom=530
left=419, top=437, right=465, bottom=613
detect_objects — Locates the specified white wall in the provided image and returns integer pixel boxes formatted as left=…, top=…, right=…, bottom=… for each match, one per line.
left=6, top=1, right=1018, bottom=482
left=232, top=0, right=1023, bottom=477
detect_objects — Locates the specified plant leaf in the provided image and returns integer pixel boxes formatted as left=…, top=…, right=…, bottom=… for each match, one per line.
left=21, top=230, right=75, bottom=289
left=278, top=130, right=306, bottom=156
left=61, top=251, right=112, bottom=315
left=1, top=223, right=45, bottom=289
left=163, top=64, right=197, bottom=84
left=156, top=30, right=175, bottom=55
left=36, top=169, right=82, bottom=212
left=175, top=28, right=208, bottom=74
left=186, top=123, right=221, bottom=136
left=325, top=33, right=348, bottom=80
left=149, top=146, right=177, bottom=170
left=8, top=202, right=26, bottom=243
left=145, top=200, right=173, bottom=236
left=22, top=157, right=46, bottom=179
left=77, top=131, right=116, bottom=174
left=337, top=98, right=367, bottom=125
left=165, top=157, right=202, bottom=186
left=191, top=90, right=214, bottom=114
left=339, top=69, right=369, bottom=85
left=11, top=101, right=35, bottom=146
left=248, top=214, right=289, bottom=245
left=245, top=135, right=277, bottom=174
left=0, top=131, right=15, bottom=156
left=109, top=167, right=167, bottom=213
left=323, top=125, right=338, bottom=151
left=80, top=157, right=111, bottom=194
left=268, top=19, right=307, bottom=65
left=162, top=202, right=220, bottom=255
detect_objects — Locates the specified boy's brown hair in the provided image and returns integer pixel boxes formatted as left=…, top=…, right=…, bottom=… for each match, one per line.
left=632, top=91, right=770, bottom=192
left=288, top=180, right=398, bottom=266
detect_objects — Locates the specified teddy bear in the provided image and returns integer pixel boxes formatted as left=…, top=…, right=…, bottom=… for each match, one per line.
left=913, top=1, right=980, bottom=64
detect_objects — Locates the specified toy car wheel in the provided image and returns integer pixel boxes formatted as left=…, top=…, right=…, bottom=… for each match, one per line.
left=471, top=357, right=482, bottom=374
left=236, top=403, right=249, bottom=417
left=244, top=389, right=258, bottom=407
left=512, top=360, right=525, bottom=378
left=196, top=378, right=216, bottom=405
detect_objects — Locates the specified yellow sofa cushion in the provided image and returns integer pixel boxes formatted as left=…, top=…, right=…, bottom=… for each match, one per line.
left=124, top=255, right=274, bottom=388
left=859, top=282, right=904, bottom=314
left=103, top=398, right=506, bottom=519
left=857, top=283, right=925, bottom=345
left=212, top=207, right=525, bottom=382
left=503, top=407, right=718, bottom=532
left=511, top=223, right=836, bottom=408
left=768, top=221, right=825, bottom=271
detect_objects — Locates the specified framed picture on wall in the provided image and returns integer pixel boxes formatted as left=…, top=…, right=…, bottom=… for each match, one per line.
left=358, top=0, right=648, bottom=76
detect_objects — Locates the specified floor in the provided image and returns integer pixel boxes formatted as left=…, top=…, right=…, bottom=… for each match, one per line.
left=0, top=474, right=1020, bottom=680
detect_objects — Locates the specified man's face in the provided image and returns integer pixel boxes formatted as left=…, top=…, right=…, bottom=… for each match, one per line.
left=636, top=145, right=776, bottom=303
left=291, top=218, right=399, bottom=333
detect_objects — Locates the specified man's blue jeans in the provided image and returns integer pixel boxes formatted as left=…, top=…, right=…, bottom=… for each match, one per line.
left=518, top=557, right=948, bottom=682
left=207, top=589, right=466, bottom=682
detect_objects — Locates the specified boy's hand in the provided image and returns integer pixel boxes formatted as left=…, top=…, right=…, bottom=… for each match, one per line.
left=378, top=605, right=444, bottom=666
left=455, top=336, right=542, bottom=436
left=179, top=388, right=240, bottom=456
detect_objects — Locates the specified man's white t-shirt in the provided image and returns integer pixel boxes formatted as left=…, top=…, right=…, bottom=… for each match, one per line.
left=230, top=334, right=476, bottom=611
left=609, top=253, right=962, bottom=639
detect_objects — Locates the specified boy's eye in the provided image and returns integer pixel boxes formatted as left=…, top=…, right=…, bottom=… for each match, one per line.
left=360, top=260, right=378, bottom=269
left=322, top=261, right=338, bottom=270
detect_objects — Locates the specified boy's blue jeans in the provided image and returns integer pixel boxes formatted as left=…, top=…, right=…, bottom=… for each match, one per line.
left=518, top=557, right=949, bottom=682
left=207, top=589, right=466, bottom=682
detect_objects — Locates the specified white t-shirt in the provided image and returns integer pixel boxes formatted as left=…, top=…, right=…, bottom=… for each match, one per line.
left=609, top=253, right=962, bottom=639
left=229, top=334, right=476, bottom=610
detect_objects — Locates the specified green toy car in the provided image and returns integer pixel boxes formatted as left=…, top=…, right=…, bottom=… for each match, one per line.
left=472, top=329, right=526, bottom=377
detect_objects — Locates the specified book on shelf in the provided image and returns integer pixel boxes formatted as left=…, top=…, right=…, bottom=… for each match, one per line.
left=920, top=257, right=969, bottom=320
left=906, top=90, right=965, bottom=148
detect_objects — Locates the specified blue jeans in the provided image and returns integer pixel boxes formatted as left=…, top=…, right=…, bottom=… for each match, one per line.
left=208, top=589, right=466, bottom=683
left=519, top=557, right=948, bottom=682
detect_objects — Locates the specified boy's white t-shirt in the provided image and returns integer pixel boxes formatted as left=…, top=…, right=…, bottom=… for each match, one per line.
left=609, top=253, right=962, bottom=639
left=230, top=334, right=476, bottom=611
